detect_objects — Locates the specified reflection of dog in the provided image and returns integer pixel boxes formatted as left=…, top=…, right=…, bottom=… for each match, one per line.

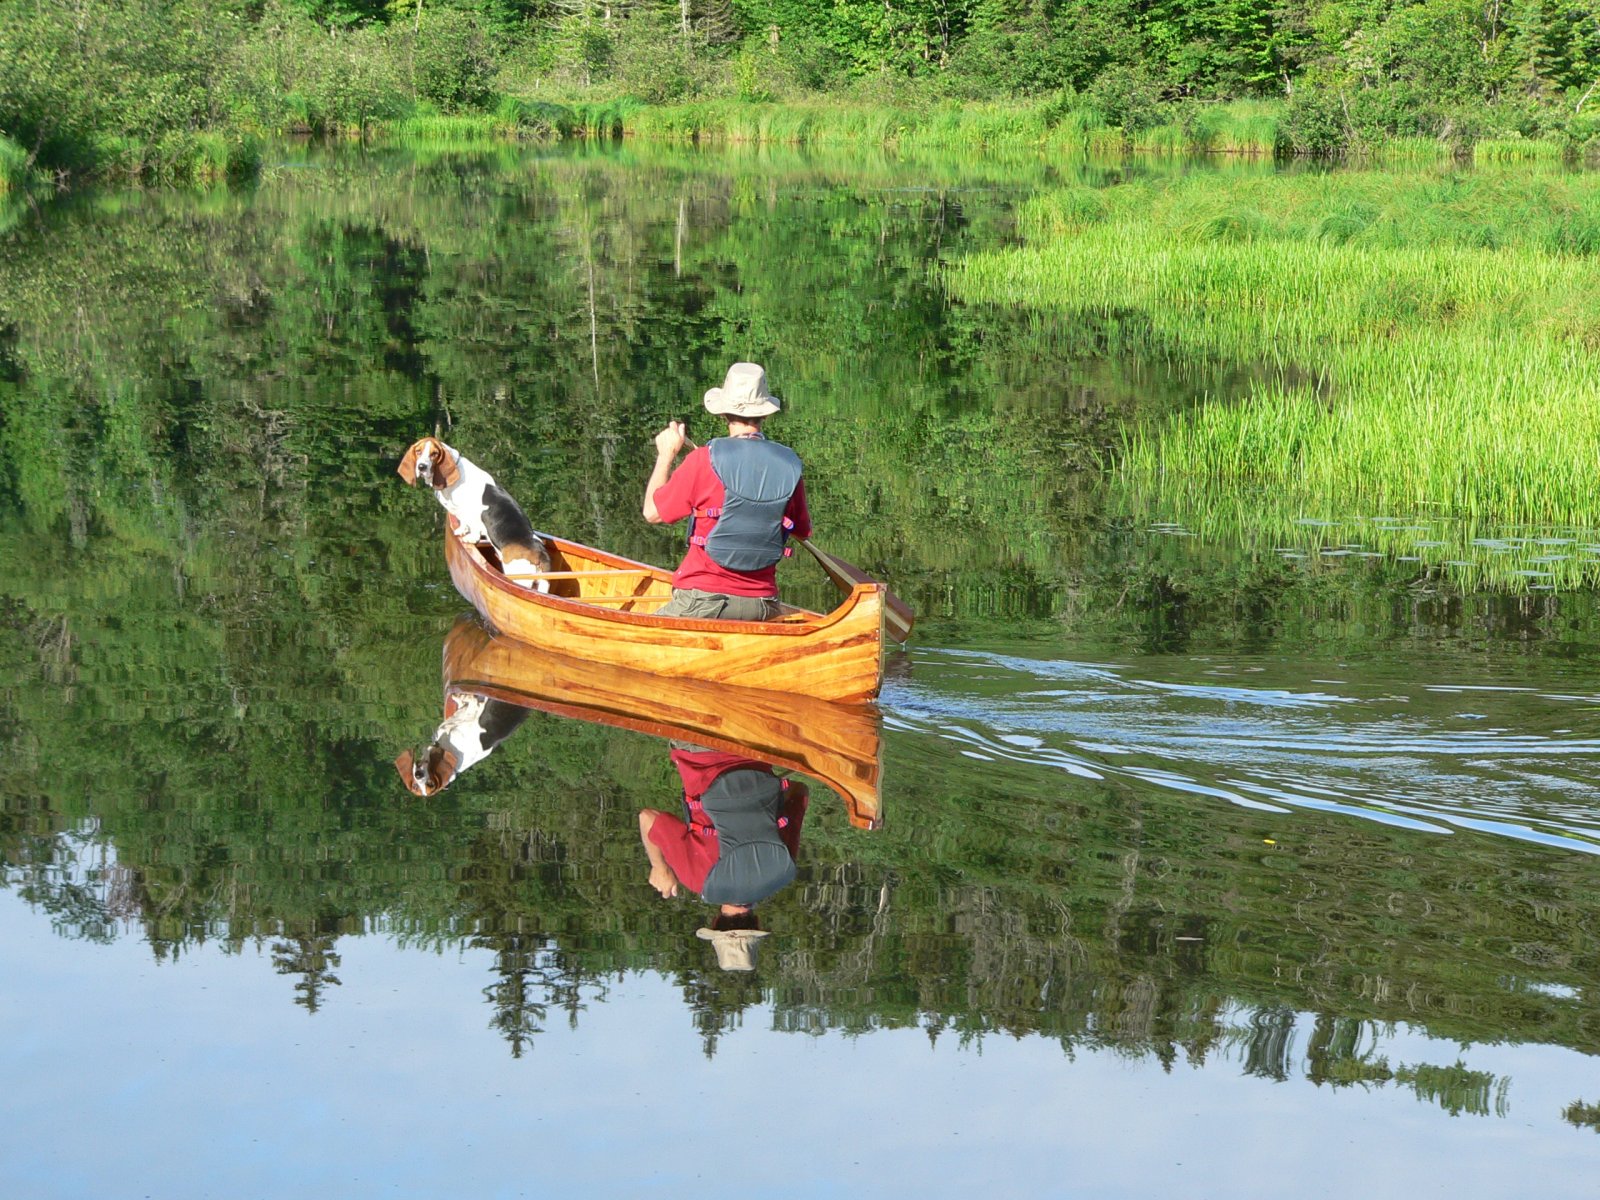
left=398, top=437, right=553, bottom=591
left=395, top=691, right=531, bottom=797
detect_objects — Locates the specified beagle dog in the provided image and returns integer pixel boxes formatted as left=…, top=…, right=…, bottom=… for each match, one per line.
left=398, top=437, right=553, bottom=590
left=395, top=690, right=532, bottom=797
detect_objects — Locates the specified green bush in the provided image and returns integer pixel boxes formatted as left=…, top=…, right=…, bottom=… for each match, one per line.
left=0, top=0, right=244, bottom=177
left=1084, top=64, right=1167, bottom=136
left=1276, top=86, right=1352, bottom=156
left=611, top=9, right=714, bottom=105
left=236, top=5, right=408, bottom=133
left=548, top=14, right=615, bottom=91
left=944, top=4, right=1130, bottom=99
left=404, top=8, right=498, bottom=111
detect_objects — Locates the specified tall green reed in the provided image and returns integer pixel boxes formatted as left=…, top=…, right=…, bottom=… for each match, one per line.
left=949, top=168, right=1600, bottom=544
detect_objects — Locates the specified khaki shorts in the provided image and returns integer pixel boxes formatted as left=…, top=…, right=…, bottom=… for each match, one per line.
left=654, top=588, right=780, bottom=622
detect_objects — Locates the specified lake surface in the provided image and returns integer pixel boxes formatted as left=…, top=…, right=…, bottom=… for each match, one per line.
left=2, top=141, right=1598, bottom=1197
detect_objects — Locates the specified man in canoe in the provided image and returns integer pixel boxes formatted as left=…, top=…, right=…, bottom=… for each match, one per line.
left=643, top=361, right=811, bottom=620
left=637, top=746, right=810, bottom=971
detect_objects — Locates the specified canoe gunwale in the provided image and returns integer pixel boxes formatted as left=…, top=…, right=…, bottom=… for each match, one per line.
left=451, top=520, right=881, bottom=637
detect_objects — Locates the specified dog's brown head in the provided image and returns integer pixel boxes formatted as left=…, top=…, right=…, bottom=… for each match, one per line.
left=394, top=745, right=462, bottom=797
left=398, top=437, right=460, bottom=489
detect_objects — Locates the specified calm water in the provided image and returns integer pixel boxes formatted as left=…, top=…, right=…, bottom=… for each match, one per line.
left=2, top=141, right=1598, bottom=1198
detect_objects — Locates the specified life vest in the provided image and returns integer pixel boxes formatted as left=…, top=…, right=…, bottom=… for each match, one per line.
left=698, top=768, right=796, bottom=906
left=689, top=437, right=803, bottom=571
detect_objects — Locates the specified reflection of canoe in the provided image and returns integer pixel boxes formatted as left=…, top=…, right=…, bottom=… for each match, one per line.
left=444, top=522, right=884, bottom=703
left=441, top=616, right=883, bottom=830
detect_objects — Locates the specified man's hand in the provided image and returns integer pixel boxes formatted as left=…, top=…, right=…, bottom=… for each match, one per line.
left=649, top=863, right=680, bottom=899
left=654, top=421, right=687, bottom=458
left=644, top=423, right=688, bottom=523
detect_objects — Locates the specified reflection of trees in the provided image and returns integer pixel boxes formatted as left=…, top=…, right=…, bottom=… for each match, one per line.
left=1565, top=1099, right=1600, bottom=1133
left=475, top=936, right=593, bottom=1058
left=273, top=930, right=344, bottom=1014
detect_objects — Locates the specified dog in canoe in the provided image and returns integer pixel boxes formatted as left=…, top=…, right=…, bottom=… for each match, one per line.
left=398, top=437, right=552, bottom=591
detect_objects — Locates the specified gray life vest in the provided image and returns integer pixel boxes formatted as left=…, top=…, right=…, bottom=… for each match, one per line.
left=699, top=767, right=796, bottom=906
left=690, top=437, right=803, bottom=572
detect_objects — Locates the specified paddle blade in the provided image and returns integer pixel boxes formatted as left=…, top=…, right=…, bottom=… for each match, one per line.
left=800, top=540, right=915, bottom=643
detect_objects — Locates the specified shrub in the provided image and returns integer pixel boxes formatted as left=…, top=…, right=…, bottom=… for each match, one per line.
left=1277, top=86, right=1352, bottom=156
left=1084, top=64, right=1167, bottom=137
left=236, top=5, right=408, bottom=133
left=0, top=0, right=244, bottom=177
left=611, top=9, right=714, bottom=104
left=548, top=14, right=615, bottom=90
left=404, top=8, right=498, bottom=111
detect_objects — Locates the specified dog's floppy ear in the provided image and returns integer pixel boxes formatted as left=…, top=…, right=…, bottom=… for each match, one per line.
left=397, top=440, right=425, bottom=486
left=394, top=749, right=427, bottom=796
left=426, top=746, right=461, bottom=794
left=433, top=446, right=460, bottom=489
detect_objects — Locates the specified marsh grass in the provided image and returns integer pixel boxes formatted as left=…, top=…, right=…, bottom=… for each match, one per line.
left=381, top=98, right=628, bottom=145
left=1112, top=484, right=1600, bottom=593
left=950, top=168, right=1600, bottom=557
left=1473, top=136, right=1564, bottom=164
left=613, top=98, right=1281, bottom=156
left=87, top=131, right=261, bottom=183
left=1018, top=170, right=1600, bottom=259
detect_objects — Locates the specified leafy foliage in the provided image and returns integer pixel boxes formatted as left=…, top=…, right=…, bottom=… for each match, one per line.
left=4, top=0, right=1600, bottom=173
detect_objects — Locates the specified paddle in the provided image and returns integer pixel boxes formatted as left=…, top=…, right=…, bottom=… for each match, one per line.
left=799, top=538, right=916, bottom=644
left=677, top=435, right=915, bottom=642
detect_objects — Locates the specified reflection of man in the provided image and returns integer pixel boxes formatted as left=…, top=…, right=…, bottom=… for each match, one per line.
left=637, top=747, right=809, bottom=970
left=642, top=362, right=811, bottom=621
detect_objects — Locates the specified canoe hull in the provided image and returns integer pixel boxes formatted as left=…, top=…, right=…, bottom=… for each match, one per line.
left=444, top=525, right=884, bottom=703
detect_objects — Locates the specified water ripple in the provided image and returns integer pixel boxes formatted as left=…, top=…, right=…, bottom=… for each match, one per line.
left=883, top=648, right=1600, bottom=855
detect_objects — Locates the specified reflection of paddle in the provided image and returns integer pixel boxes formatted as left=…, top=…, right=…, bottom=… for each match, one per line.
left=800, top=539, right=914, bottom=643
left=678, top=435, right=914, bottom=642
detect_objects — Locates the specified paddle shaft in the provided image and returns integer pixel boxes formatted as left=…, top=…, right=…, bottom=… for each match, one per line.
left=799, top=539, right=914, bottom=643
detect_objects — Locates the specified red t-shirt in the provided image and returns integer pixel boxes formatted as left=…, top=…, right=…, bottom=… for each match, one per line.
left=650, top=441, right=812, bottom=597
left=648, top=750, right=809, bottom=895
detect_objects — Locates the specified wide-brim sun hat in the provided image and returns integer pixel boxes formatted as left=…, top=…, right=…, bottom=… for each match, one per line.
left=704, top=362, right=781, bottom=418
left=696, top=927, right=770, bottom=972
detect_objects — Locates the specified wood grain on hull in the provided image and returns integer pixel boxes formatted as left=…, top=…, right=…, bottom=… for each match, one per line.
left=440, top=617, right=883, bottom=829
left=443, top=522, right=885, bottom=703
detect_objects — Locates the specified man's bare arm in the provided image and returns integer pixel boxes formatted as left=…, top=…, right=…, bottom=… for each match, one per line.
left=642, top=422, right=687, bottom=523
left=637, top=809, right=681, bottom=898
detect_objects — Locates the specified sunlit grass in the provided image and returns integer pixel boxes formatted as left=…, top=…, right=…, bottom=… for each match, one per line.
left=948, top=167, right=1600, bottom=570
left=1473, top=135, right=1565, bottom=164
left=85, top=131, right=261, bottom=183
left=1111, top=484, right=1600, bottom=593
left=1015, top=169, right=1600, bottom=256
left=617, top=98, right=1282, bottom=156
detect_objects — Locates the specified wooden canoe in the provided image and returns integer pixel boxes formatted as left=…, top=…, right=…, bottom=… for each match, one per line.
left=440, top=616, right=884, bottom=829
left=443, top=519, right=885, bottom=703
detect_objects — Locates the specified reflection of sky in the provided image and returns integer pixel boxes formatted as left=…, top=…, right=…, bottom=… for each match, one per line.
left=3, top=896, right=1597, bottom=1199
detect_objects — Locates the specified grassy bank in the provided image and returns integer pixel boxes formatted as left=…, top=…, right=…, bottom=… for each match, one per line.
left=949, top=169, right=1600, bottom=557
left=608, top=98, right=1579, bottom=161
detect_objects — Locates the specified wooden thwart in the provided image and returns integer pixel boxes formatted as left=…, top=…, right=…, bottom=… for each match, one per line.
left=503, top=568, right=659, bottom=581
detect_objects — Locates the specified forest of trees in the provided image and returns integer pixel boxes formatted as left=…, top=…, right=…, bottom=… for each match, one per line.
left=3, top=0, right=1600, bottom=184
